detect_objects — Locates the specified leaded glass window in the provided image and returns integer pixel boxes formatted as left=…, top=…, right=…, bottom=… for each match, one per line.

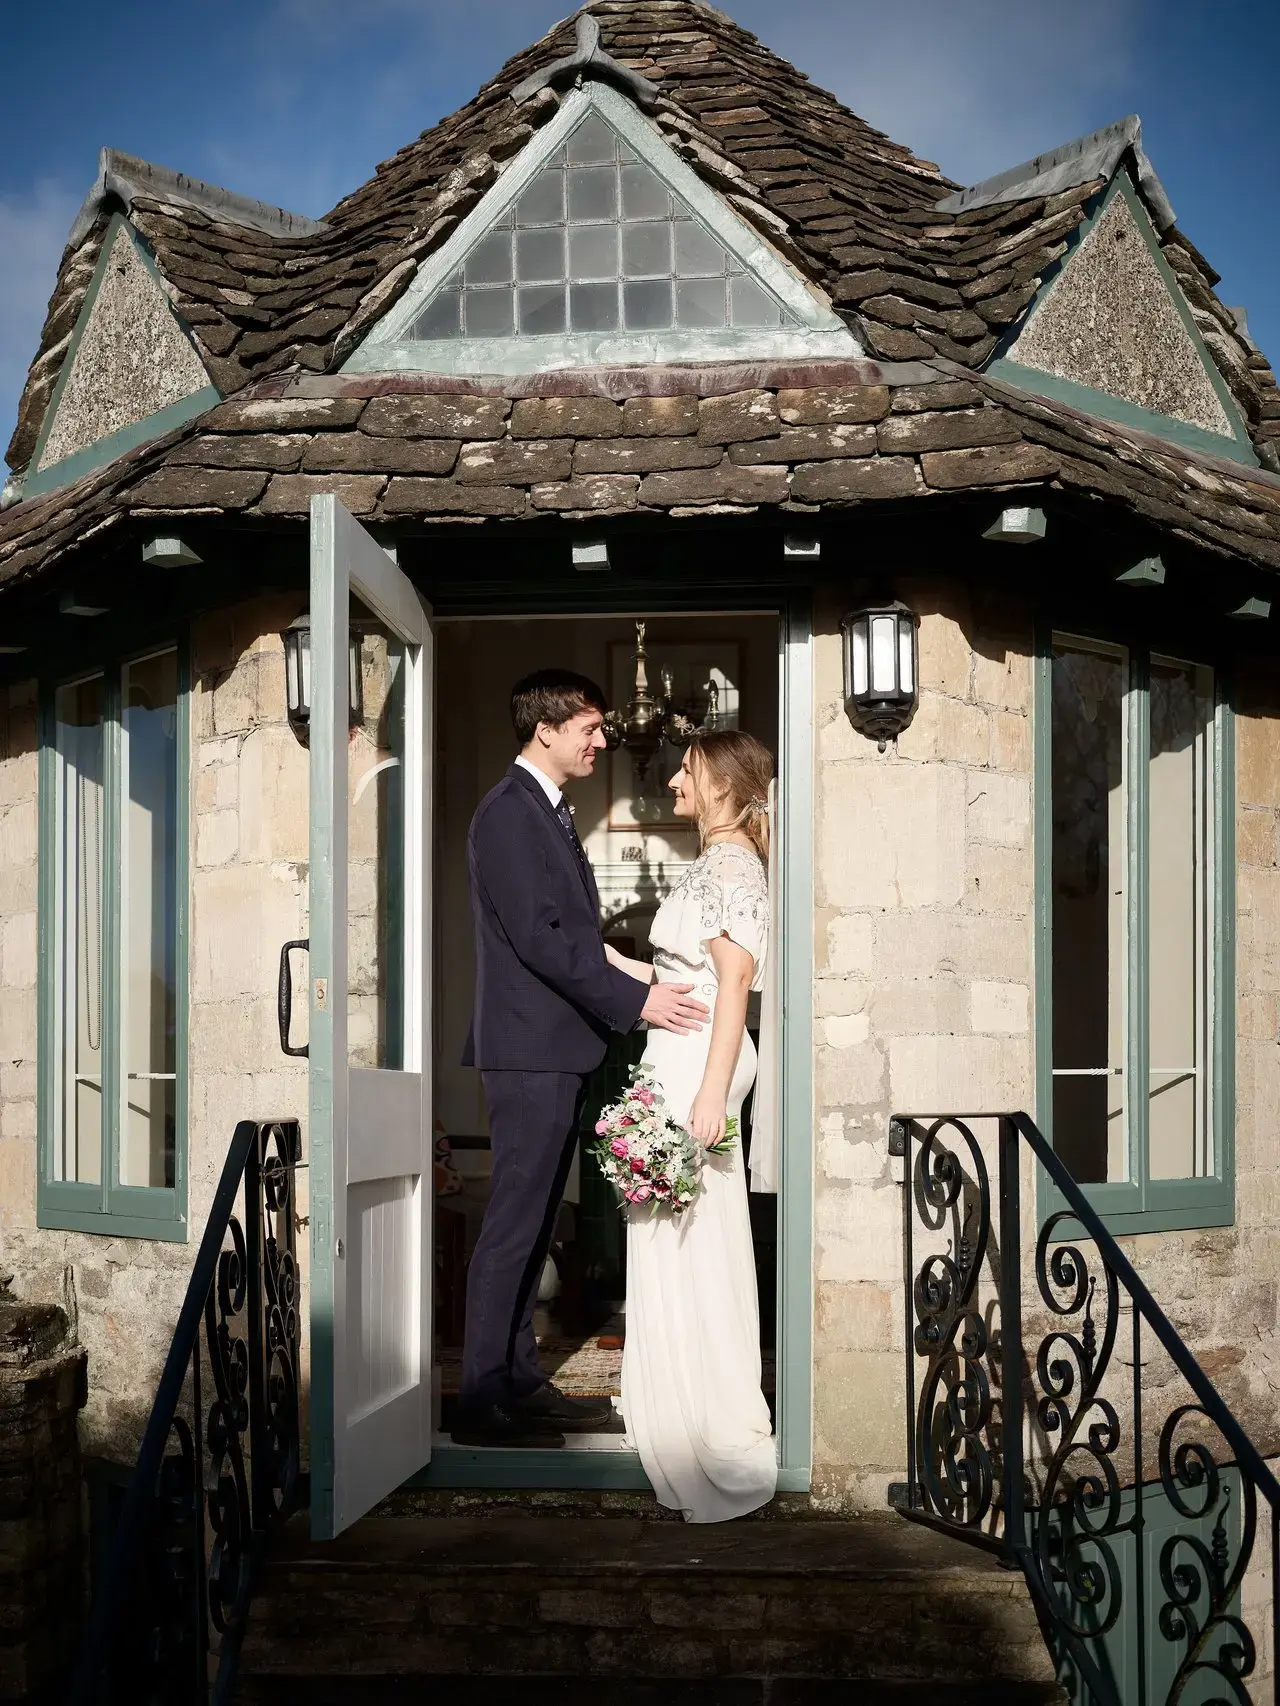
left=408, top=112, right=798, bottom=342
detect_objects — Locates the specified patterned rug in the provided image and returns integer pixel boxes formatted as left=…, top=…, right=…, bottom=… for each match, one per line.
left=437, top=1336, right=776, bottom=1399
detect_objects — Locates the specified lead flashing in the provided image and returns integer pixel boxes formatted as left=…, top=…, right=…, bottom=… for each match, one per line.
left=67, top=147, right=329, bottom=249
left=936, top=114, right=1176, bottom=233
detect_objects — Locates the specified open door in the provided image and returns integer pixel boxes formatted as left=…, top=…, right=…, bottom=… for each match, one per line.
left=307, top=494, right=433, bottom=1539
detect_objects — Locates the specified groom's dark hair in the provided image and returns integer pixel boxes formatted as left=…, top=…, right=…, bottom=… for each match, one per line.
left=511, top=669, right=608, bottom=744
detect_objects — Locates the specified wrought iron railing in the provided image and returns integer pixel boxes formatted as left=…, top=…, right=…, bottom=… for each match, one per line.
left=893, top=1110, right=1280, bottom=1706
left=71, top=1119, right=303, bottom=1706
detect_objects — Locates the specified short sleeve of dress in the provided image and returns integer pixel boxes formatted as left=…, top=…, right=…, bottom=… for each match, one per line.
left=697, top=848, right=768, bottom=979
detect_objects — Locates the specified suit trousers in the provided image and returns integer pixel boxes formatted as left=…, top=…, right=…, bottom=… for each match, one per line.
left=459, top=1069, right=585, bottom=1413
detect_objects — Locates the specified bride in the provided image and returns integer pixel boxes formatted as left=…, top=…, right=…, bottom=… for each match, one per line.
left=605, top=730, right=777, bottom=1523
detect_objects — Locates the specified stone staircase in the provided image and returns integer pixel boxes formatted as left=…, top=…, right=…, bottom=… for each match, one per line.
left=235, top=1494, right=1063, bottom=1703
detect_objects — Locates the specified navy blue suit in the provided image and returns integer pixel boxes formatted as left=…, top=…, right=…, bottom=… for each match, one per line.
left=460, top=762, right=649, bottom=1411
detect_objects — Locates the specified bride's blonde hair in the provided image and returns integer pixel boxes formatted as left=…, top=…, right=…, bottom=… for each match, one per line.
left=689, top=730, right=774, bottom=863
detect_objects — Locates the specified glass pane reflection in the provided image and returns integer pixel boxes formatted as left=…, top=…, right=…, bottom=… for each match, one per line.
left=1051, top=640, right=1128, bottom=1186
left=348, top=607, right=407, bottom=1071
left=54, top=677, right=105, bottom=1185
left=120, top=651, right=178, bottom=1190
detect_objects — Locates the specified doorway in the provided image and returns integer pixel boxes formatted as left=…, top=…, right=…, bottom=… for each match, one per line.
left=429, top=610, right=783, bottom=1469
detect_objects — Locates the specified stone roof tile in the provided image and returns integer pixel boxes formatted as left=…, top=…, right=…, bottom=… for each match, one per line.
left=6, top=362, right=1280, bottom=595
left=4, top=0, right=1276, bottom=494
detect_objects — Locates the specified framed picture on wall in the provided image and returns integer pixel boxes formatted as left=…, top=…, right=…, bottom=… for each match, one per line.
left=607, top=641, right=742, bottom=830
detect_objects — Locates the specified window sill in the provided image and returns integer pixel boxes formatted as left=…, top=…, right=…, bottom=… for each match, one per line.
left=36, top=1197, right=188, bottom=1242
left=1042, top=1196, right=1234, bottom=1241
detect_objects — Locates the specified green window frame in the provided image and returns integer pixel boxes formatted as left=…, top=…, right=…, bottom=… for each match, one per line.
left=37, top=643, right=190, bottom=1241
left=1034, top=626, right=1236, bottom=1234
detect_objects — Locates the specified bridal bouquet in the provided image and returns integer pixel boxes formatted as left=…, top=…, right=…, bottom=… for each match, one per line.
left=590, top=1064, right=737, bottom=1217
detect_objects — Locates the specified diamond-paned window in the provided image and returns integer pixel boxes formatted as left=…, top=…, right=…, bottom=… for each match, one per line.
left=407, top=112, right=798, bottom=342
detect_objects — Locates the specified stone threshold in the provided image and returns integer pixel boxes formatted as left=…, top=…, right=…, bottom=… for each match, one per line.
left=268, top=1511, right=1018, bottom=1581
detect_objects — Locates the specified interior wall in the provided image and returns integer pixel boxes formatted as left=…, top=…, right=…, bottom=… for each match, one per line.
left=433, top=612, right=779, bottom=1140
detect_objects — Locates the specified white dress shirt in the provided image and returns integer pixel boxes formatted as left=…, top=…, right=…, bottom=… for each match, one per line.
left=514, top=754, right=563, bottom=810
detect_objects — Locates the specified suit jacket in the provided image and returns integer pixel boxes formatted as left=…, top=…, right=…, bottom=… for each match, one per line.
left=462, top=762, right=650, bottom=1073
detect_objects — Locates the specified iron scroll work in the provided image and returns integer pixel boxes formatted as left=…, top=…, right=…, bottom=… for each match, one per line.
left=72, top=1119, right=302, bottom=1706
left=894, top=1112, right=1279, bottom=1706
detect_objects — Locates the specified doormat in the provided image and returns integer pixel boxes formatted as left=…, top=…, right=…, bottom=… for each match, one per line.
left=437, top=1337, right=776, bottom=1400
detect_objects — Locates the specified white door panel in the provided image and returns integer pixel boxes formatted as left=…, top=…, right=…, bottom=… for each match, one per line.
left=349, top=1070, right=425, bottom=1181
left=308, top=494, right=433, bottom=1540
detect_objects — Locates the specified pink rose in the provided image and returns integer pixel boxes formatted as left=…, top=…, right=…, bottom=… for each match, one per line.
left=610, top=1139, right=630, bottom=1159
left=619, top=1116, right=634, bottom=1127
left=629, top=1156, right=647, bottom=1175
left=635, top=1088, right=655, bottom=1106
left=595, top=1119, right=609, bottom=1135
left=631, top=1186, right=652, bottom=1203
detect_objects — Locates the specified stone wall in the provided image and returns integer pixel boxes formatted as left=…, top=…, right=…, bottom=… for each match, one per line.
left=809, top=594, right=1280, bottom=1511
left=4, top=574, right=1280, bottom=1520
left=0, top=1292, right=87, bottom=1705
left=0, top=596, right=309, bottom=1460
left=809, top=582, right=1037, bottom=1508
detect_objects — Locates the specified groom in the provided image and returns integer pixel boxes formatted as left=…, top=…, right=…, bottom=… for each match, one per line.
left=454, top=668, right=709, bottom=1448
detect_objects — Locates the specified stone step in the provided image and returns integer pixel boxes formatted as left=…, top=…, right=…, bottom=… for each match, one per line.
left=237, top=1512, right=1062, bottom=1696
left=237, top=1680, right=1065, bottom=1705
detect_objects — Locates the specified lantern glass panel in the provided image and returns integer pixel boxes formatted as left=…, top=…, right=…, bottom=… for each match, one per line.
left=849, top=620, right=869, bottom=698
left=285, top=625, right=311, bottom=722
left=870, top=615, right=897, bottom=694
left=349, top=634, right=364, bottom=726
left=898, top=618, right=915, bottom=694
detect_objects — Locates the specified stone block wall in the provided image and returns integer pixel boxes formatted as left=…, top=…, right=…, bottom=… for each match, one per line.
left=0, top=596, right=309, bottom=1461
left=3, top=570, right=1280, bottom=1521
left=809, top=591, right=1280, bottom=1510
left=809, top=580, right=1037, bottom=1508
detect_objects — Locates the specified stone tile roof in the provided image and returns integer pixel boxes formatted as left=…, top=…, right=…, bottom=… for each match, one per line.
left=9, top=0, right=1277, bottom=483
left=5, top=361, right=1280, bottom=598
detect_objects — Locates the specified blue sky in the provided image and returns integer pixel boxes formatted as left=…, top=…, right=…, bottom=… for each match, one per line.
left=2, top=0, right=1277, bottom=459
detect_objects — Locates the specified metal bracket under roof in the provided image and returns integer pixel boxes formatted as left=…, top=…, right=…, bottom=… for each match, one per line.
left=67, top=148, right=329, bottom=250
left=512, top=11, right=660, bottom=111
left=935, top=114, right=1176, bottom=233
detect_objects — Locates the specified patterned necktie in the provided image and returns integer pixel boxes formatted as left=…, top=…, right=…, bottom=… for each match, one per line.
left=555, top=799, right=592, bottom=885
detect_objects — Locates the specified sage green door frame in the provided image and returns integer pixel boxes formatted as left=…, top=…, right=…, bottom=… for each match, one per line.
left=415, top=589, right=814, bottom=1493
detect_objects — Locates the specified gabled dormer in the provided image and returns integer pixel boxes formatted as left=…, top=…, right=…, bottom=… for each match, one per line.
left=939, top=120, right=1257, bottom=465
left=343, top=79, right=860, bottom=377
left=22, top=214, right=221, bottom=501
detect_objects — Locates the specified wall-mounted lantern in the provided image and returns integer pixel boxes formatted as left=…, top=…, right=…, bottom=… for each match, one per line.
left=841, top=600, right=919, bottom=752
left=282, top=614, right=363, bottom=745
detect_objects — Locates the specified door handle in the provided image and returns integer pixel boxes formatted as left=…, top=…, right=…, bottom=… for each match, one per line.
left=278, top=939, right=309, bottom=1058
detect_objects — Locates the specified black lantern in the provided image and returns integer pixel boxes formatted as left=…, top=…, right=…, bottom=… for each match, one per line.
left=282, top=614, right=363, bottom=744
left=841, top=600, right=919, bottom=751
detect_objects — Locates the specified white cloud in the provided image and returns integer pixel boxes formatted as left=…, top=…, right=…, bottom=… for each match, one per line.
left=0, top=181, right=79, bottom=465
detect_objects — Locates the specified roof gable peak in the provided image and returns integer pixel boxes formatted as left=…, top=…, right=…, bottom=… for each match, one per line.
left=937, top=114, right=1176, bottom=233
left=512, top=10, right=660, bottom=111
left=343, top=80, right=859, bottom=377
left=988, top=174, right=1254, bottom=464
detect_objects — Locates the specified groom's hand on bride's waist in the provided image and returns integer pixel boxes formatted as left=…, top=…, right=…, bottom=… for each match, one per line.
left=639, top=982, right=710, bottom=1034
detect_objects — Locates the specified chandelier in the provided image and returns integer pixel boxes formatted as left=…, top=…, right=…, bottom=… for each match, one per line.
left=602, top=620, right=719, bottom=790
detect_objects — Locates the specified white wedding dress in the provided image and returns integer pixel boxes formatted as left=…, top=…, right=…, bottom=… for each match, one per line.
left=621, top=841, right=778, bottom=1523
